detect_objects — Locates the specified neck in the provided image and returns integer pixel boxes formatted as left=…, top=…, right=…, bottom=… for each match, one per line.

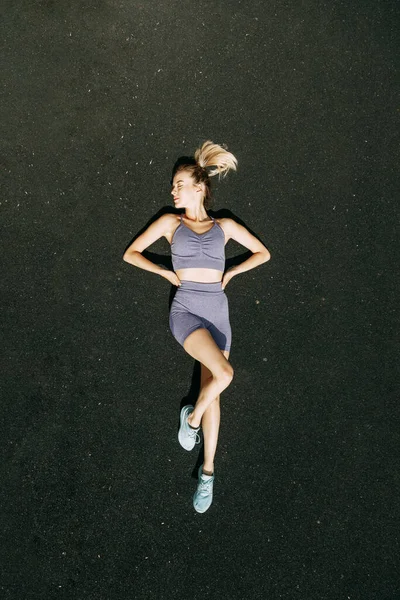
left=184, top=207, right=209, bottom=222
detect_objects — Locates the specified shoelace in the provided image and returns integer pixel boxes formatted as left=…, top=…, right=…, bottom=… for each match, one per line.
left=188, top=428, right=201, bottom=445
left=198, top=475, right=214, bottom=494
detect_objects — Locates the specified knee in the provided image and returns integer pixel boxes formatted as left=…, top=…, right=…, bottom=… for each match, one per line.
left=218, top=363, right=234, bottom=385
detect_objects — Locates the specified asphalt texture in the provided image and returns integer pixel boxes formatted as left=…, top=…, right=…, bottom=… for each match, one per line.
left=2, top=1, right=399, bottom=599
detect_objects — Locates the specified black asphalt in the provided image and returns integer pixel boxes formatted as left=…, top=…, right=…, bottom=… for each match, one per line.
left=2, top=1, right=399, bottom=599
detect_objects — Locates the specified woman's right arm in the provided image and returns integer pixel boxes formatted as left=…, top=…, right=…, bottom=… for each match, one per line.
left=123, top=214, right=180, bottom=285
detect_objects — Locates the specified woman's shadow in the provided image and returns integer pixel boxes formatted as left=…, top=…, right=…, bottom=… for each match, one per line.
left=124, top=203, right=266, bottom=478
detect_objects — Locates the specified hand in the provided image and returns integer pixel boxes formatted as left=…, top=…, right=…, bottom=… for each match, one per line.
left=162, top=270, right=181, bottom=287
left=221, top=268, right=236, bottom=290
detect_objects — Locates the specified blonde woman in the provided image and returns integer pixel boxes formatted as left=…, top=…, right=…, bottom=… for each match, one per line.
left=123, top=141, right=271, bottom=513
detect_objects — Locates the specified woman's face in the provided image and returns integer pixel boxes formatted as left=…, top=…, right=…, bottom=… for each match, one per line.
left=171, top=171, right=202, bottom=208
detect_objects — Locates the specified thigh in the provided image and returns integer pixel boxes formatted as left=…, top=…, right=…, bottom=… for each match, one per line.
left=204, top=292, right=231, bottom=352
left=184, top=328, right=232, bottom=377
left=169, top=307, right=204, bottom=347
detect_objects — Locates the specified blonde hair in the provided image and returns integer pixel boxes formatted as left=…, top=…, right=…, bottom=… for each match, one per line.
left=172, top=140, right=237, bottom=209
left=194, top=140, right=238, bottom=178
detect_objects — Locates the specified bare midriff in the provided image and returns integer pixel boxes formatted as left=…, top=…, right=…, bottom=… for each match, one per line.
left=175, top=268, right=223, bottom=283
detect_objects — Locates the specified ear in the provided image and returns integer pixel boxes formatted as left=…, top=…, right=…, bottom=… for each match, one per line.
left=195, top=182, right=205, bottom=193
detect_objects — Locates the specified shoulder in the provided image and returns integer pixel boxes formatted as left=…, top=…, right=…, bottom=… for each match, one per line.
left=214, top=217, right=236, bottom=238
left=162, top=213, right=182, bottom=243
left=125, top=213, right=179, bottom=254
left=156, top=212, right=180, bottom=233
left=216, top=218, right=270, bottom=255
left=214, top=217, right=230, bottom=228
left=159, top=212, right=179, bottom=225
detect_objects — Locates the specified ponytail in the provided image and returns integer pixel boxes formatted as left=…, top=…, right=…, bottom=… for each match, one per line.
left=194, top=140, right=238, bottom=178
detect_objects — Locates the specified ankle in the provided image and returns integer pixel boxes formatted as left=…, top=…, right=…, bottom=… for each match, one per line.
left=188, top=415, right=200, bottom=429
left=202, top=465, right=214, bottom=476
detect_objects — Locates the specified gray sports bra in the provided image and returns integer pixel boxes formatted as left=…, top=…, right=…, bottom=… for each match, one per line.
left=171, top=214, right=225, bottom=271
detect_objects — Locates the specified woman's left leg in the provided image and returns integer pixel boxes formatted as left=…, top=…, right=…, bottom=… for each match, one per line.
left=201, top=350, right=230, bottom=475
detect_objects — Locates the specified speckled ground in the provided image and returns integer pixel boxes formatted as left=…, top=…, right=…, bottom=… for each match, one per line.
left=2, top=1, right=399, bottom=599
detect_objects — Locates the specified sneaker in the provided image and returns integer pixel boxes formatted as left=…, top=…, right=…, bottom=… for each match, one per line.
left=193, top=464, right=214, bottom=513
left=178, top=405, right=200, bottom=451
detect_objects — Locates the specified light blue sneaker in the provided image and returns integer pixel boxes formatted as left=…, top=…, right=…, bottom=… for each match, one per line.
left=178, top=405, right=200, bottom=451
left=193, top=464, right=214, bottom=513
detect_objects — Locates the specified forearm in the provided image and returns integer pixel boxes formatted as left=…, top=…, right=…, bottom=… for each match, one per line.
left=123, top=250, right=167, bottom=277
left=230, top=251, right=270, bottom=276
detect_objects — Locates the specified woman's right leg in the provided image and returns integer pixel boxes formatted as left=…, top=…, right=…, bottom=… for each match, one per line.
left=183, top=328, right=233, bottom=428
left=201, top=348, right=230, bottom=475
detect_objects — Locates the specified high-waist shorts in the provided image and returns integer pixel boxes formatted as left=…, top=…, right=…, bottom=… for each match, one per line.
left=169, top=280, right=232, bottom=352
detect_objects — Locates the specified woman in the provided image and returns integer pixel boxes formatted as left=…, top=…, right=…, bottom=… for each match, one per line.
left=123, top=141, right=271, bottom=513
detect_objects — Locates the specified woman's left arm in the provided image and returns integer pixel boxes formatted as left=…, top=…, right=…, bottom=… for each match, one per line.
left=222, top=218, right=270, bottom=289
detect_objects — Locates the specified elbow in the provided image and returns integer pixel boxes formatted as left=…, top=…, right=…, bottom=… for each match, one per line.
left=262, top=250, right=271, bottom=263
left=123, top=249, right=138, bottom=264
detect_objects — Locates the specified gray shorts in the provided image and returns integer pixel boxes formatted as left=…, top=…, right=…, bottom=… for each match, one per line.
left=169, top=280, right=232, bottom=352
